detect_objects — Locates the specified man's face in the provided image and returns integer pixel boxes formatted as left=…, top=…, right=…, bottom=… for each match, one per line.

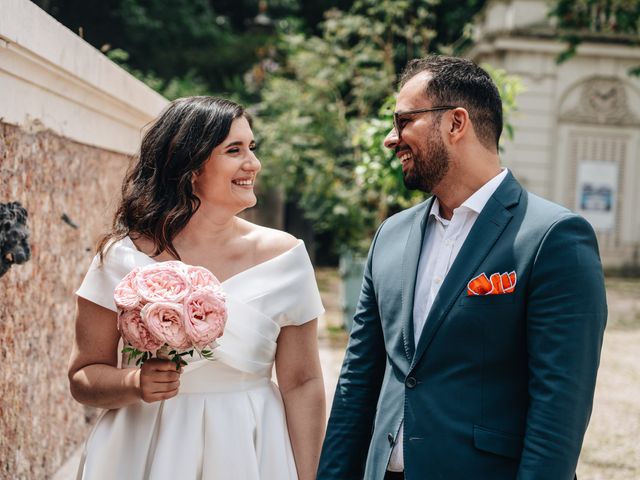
left=384, top=72, right=451, bottom=193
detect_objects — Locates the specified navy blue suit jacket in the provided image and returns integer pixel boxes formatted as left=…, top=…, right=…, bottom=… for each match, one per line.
left=318, top=173, right=607, bottom=479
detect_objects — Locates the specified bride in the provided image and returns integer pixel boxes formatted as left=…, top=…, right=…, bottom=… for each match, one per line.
left=68, top=96, right=326, bottom=479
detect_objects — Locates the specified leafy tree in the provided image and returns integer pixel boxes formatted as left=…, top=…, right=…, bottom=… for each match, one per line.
left=254, top=1, right=523, bottom=258
left=31, top=0, right=363, bottom=97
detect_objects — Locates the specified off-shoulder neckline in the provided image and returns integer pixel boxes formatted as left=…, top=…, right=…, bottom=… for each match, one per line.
left=121, top=236, right=305, bottom=285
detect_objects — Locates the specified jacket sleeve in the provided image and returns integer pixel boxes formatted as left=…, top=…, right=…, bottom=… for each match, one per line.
left=518, top=214, right=607, bottom=479
left=317, top=226, right=388, bottom=480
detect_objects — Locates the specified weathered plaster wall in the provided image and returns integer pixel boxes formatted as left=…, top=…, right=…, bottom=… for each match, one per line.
left=0, top=123, right=129, bottom=479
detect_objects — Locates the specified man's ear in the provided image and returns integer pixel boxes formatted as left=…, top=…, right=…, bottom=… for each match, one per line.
left=448, top=107, right=470, bottom=145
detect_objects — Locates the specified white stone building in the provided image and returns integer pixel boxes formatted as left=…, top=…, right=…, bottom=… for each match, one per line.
left=469, top=0, right=640, bottom=270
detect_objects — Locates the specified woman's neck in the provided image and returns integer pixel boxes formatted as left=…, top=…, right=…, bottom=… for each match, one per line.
left=177, top=201, right=243, bottom=249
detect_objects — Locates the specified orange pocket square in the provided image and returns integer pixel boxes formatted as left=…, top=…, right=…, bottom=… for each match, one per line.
left=467, top=271, right=516, bottom=296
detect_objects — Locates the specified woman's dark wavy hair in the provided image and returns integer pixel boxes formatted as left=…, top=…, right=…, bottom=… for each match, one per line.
left=98, top=96, right=248, bottom=261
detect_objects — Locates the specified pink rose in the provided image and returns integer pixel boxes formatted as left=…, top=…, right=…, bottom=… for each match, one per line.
left=187, top=265, right=221, bottom=291
left=135, top=262, right=191, bottom=303
left=184, top=287, right=227, bottom=349
left=114, top=267, right=141, bottom=310
left=141, top=301, right=190, bottom=350
left=118, top=308, right=163, bottom=352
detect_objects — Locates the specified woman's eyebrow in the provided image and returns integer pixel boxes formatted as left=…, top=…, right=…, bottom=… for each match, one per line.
left=224, top=139, right=256, bottom=148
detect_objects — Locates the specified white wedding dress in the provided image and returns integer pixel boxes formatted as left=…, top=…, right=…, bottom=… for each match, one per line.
left=75, top=236, right=324, bottom=480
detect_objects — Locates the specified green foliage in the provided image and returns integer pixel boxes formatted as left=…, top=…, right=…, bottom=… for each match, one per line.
left=122, top=345, right=213, bottom=370
left=549, top=0, right=640, bottom=34
left=482, top=64, right=526, bottom=145
left=548, top=0, right=640, bottom=74
left=33, top=0, right=364, bottom=95
left=255, top=2, right=523, bottom=256
left=106, top=48, right=211, bottom=100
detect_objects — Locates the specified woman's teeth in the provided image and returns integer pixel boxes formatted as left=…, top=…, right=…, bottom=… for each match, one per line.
left=233, top=179, right=253, bottom=186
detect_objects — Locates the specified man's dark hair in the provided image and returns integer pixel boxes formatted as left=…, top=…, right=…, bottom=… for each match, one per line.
left=399, top=55, right=503, bottom=152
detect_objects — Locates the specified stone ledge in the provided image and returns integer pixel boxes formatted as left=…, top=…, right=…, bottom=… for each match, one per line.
left=0, top=0, right=168, bottom=154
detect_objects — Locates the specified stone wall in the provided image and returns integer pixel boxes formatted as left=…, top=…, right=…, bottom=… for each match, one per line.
left=0, top=123, right=130, bottom=479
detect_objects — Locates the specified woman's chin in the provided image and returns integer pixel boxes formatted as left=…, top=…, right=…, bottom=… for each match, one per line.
left=236, top=195, right=257, bottom=212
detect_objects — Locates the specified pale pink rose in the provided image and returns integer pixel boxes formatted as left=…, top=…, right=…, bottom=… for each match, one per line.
left=118, top=308, right=163, bottom=352
left=114, top=267, right=141, bottom=310
left=135, top=262, right=191, bottom=303
left=141, top=301, right=190, bottom=350
left=184, top=287, right=227, bottom=349
left=187, top=265, right=221, bottom=291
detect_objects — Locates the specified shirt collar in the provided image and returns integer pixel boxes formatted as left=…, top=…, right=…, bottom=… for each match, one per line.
left=461, top=168, right=509, bottom=214
left=428, top=168, right=509, bottom=222
left=428, top=197, right=449, bottom=226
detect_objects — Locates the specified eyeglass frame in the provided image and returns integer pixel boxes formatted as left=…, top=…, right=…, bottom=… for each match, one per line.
left=393, top=105, right=457, bottom=137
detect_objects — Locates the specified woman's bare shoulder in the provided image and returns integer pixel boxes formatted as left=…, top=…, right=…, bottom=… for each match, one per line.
left=241, top=221, right=299, bottom=262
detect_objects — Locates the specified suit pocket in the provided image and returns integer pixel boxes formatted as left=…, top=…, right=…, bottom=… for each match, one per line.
left=458, top=293, right=516, bottom=306
left=473, top=425, right=523, bottom=459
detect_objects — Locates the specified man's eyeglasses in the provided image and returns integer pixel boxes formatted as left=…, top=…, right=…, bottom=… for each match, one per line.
left=393, top=106, right=457, bottom=136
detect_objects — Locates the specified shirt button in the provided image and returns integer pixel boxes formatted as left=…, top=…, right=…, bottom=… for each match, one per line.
left=434, top=276, right=443, bottom=284
left=405, top=376, right=417, bottom=389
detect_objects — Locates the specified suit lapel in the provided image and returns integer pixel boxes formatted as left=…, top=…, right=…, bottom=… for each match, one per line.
left=410, top=174, right=523, bottom=369
left=400, top=197, right=433, bottom=361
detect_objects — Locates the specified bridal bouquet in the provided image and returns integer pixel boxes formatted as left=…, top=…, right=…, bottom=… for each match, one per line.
left=114, top=261, right=227, bottom=369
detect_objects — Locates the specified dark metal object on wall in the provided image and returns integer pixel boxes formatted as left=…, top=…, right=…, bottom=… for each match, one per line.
left=0, top=202, right=31, bottom=278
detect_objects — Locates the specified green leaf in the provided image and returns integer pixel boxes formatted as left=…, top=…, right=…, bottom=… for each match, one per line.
left=200, top=348, right=215, bottom=360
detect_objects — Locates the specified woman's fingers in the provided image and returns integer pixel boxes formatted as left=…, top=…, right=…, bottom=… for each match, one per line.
left=139, top=359, right=182, bottom=402
left=143, top=389, right=179, bottom=403
left=150, top=380, right=180, bottom=393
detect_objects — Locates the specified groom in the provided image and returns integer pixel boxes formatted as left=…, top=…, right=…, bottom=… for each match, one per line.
left=317, top=55, right=607, bottom=480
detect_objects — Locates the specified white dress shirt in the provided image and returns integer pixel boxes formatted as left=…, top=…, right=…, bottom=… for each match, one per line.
left=387, top=168, right=508, bottom=472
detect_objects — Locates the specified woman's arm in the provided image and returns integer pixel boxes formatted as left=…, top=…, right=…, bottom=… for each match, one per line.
left=68, top=296, right=181, bottom=409
left=275, top=319, right=326, bottom=480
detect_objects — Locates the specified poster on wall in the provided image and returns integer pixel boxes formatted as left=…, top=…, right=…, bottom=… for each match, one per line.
left=575, top=160, right=618, bottom=231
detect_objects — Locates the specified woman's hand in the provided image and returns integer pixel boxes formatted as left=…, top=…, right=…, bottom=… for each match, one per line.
left=69, top=297, right=183, bottom=409
left=138, top=359, right=182, bottom=403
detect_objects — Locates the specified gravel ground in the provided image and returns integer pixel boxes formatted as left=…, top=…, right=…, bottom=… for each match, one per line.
left=576, top=278, right=640, bottom=479
left=316, top=270, right=640, bottom=479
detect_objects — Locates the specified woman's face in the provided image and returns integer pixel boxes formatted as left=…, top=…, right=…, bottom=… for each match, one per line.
left=194, top=116, right=261, bottom=214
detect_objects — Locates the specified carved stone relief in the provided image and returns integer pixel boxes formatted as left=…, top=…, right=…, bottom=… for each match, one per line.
left=560, top=77, right=640, bottom=126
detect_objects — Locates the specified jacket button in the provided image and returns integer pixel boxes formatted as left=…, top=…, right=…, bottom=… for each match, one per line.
left=405, top=376, right=417, bottom=388
left=387, top=433, right=395, bottom=446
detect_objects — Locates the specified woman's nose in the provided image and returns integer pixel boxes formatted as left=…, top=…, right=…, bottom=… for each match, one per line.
left=246, top=152, right=261, bottom=172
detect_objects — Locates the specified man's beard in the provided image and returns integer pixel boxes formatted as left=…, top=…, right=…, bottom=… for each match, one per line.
left=402, top=130, right=449, bottom=193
